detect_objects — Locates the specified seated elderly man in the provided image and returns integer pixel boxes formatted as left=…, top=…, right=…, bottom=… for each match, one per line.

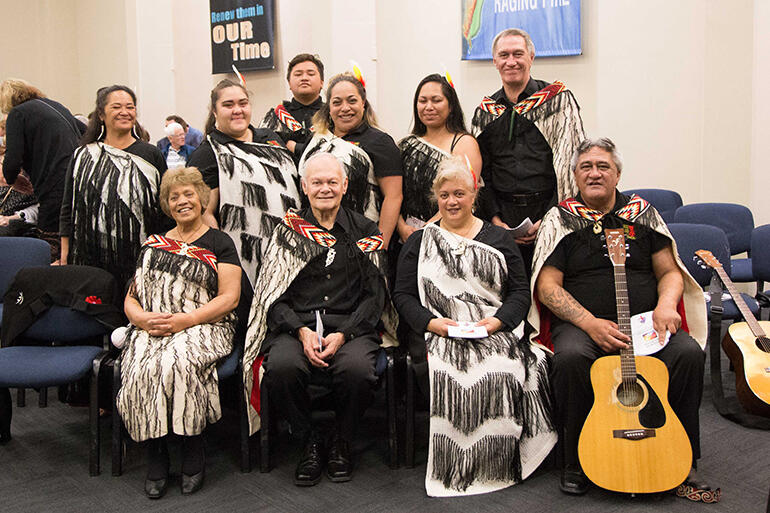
left=161, top=122, right=195, bottom=169
left=242, top=152, right=387, bottom=486
left=529, top=138, right=710, bottom=498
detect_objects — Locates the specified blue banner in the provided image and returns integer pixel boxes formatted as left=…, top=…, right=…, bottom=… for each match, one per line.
left=462, top=0, right=581, bottom=60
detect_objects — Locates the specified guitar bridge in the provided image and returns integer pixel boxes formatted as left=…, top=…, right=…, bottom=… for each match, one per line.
left=613, top=429, right=656, bottom=440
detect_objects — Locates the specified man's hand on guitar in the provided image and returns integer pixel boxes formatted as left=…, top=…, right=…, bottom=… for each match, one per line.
left=585, top=317, right=630, bottom=353
left=652, top=305, right=681, bottom=344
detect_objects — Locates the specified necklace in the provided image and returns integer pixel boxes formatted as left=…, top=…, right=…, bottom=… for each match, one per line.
left=174, top=223, right=206, bottom=244
left=444, top=218, right=480, bottom=256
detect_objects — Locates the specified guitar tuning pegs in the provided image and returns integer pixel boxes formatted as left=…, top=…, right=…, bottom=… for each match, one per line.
left=626, top=253, right=630, bottom=257
left=625, top=244, right=629, bottom=249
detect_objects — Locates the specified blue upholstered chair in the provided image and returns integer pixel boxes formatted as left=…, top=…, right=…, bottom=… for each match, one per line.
left=622, top=188, right=683, bottom=223
left=0, top=309, right=111, bottom=475
left=674, top=203, right=755, bottom=284
left=750, top=224, right=770, bottom=318
left=668, top=223, right=758, bottom=320
left=0, top=237, right=50, bottom=408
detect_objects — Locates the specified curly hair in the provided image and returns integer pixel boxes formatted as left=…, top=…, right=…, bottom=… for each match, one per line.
left=159, top=167, right=211, bottom=217
left=0, top=79, right=45, bottom=113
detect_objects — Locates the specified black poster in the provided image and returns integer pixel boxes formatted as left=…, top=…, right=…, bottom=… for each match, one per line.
left=210, top=0, right=275, bottom=74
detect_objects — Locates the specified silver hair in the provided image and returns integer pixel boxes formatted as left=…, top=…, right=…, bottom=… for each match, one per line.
left=431, top=155, right=480, bottom=200
left=491, top=28, right=535, bottom=57
left=300, top=151, right=347, bottom=183
left=164, top=122, right=184, bottom=137
left=571, top=137, right=624, bottom=173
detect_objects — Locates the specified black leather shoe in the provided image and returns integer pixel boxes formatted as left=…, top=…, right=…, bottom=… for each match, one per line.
left=560, top=466, right=589, bottom=495
left=144, top=478, right=168, bottom=499
left=294, top=433, right=324, bottom=486
left=181, top=469, right=205, bottom=495
left=326, top=434, right=352, bottom=482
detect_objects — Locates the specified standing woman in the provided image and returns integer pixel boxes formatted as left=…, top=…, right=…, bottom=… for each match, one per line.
left=0, top=79, right=84, bottom=260
left=188, top=79, right=300, bottom=287
left=299, top=72, right=402, bottom=248
left=59, top=85, right=166, bottom=288
left=397, top=74, right=481, bottom=243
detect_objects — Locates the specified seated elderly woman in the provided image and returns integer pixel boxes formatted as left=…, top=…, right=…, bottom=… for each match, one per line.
left=392, top=156, right=556, bottom=497
left=115, top=167, right=241, bottom=499
left=242, top=152, right=389, bottom=487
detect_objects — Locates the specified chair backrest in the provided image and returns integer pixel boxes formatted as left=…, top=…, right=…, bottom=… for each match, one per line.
left=668, top=223, right=731, bottom=287
left=751, top=224, right=770, bottom=282
left=622, top=188, right=683, bottom=223
left=0, top=237, right=50, bottom=303
left=673, top=203, right=754, bottom=255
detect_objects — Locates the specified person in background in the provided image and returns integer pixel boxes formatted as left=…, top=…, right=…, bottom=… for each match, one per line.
left=59, top=85, right=166, bottom=288
left=161, top=122, right=195, bottom=169
left=299, top=72, right=402, bottom=249
left=397, top=73, right=481, bottom=244
left=156, top=115, right=204, bottom=151
left=260, top=53, right=325, bottom=161
left=116, top=167, right=241, bottom=499
left=187, top=79, right=300, bottom=288
left=0, top=79, right=84, bottom=259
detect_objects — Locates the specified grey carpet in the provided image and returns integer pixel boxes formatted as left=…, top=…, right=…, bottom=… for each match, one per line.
left=1, top=348, right=769, bottom=513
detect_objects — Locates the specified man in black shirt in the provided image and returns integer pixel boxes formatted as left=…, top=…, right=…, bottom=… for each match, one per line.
left=260, top=53, right=325, bottom=160
left=249, top=152, right=386, bottom=486
left=532, top=138, right=707, bottom=495
left=472, top=28, right=584, bottom=271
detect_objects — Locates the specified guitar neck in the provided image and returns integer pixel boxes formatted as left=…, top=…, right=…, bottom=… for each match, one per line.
left=613, top=265, right=637, bottom=381
left=714, top=266, right=765, bottom=338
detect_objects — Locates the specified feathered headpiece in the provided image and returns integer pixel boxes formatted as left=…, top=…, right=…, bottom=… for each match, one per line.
left=464, top=155, right=478, bottom=190
left=231, top=64, right=246, bottom=87
left=442, top=65, right=455, bottom=89
left=350, top=60, right=366, bottom=88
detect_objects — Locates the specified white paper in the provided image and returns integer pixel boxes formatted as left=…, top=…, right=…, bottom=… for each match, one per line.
left=509, top=217, right=533, bottom=238
left=405, top=216, right=426, bottom=229
left=447, top=322, right=489, bottom=339
left=630, top=311, right=670, bottom=356
left=315, top=310, right=324, bottom=351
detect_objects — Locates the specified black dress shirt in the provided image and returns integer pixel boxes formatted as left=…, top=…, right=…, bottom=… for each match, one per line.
left=267, top=207, right=386, bottom=340
left=477, top=78, right=556, bottom=216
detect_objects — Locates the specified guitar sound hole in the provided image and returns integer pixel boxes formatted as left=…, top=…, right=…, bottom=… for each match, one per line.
left=756, top=337, right=770, bottom=353
left=617, top=381, right=644, bottom=407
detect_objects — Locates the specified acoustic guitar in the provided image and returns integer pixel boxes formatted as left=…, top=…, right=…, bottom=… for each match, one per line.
left=578, top=228, right=692, bottom=493
left=695, top=249, right=770, bottom=417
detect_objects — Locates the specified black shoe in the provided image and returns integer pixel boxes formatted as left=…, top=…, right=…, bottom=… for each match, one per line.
left=560, top=465, right=589, bottom=495
left=144, top=478, right=168, bottom=500
left=326, top=434, right=352, bottom=483
left=294, top=432, right=324, bottom=486
left=181, top=468, right=205, bottom=495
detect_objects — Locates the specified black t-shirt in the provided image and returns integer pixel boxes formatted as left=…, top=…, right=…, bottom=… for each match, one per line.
left=180, top=227, right=241, bottom=268
left=543, top=193, right=671, bottom=322
left=393, top=220, right=530, bottom=333
left=187, top=126, right=286, bottom=189
left=341, top=123, right=402, bottom=178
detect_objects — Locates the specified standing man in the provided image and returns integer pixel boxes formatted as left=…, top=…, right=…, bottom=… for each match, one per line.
left=260, top=53, right=324, bottom=160
left=472, top=28, right=585, bottom=271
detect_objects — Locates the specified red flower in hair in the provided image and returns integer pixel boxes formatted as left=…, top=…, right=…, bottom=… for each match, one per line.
left=85, top=296, right=102, bottom=305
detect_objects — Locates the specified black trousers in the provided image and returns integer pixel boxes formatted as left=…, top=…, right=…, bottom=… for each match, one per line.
left=498, top=193, right=553, bottom=275
left=550, top=322, right=705, bottom=467
left=263, top=328, right=380, bottom=442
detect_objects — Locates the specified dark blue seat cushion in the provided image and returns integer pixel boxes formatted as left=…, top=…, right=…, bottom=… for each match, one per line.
left=0, top=346, right=103, bottom=387
left=216, top=345, right=243, bottom=379
left=730, top=258, right=754, bottom=282
left=707, top=292, right=759, bottom=320
left=375, top=348, right=388, bottom=377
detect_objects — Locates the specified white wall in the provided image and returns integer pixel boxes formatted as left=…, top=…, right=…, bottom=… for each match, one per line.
left=1, top=0, right=767, bottom=224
